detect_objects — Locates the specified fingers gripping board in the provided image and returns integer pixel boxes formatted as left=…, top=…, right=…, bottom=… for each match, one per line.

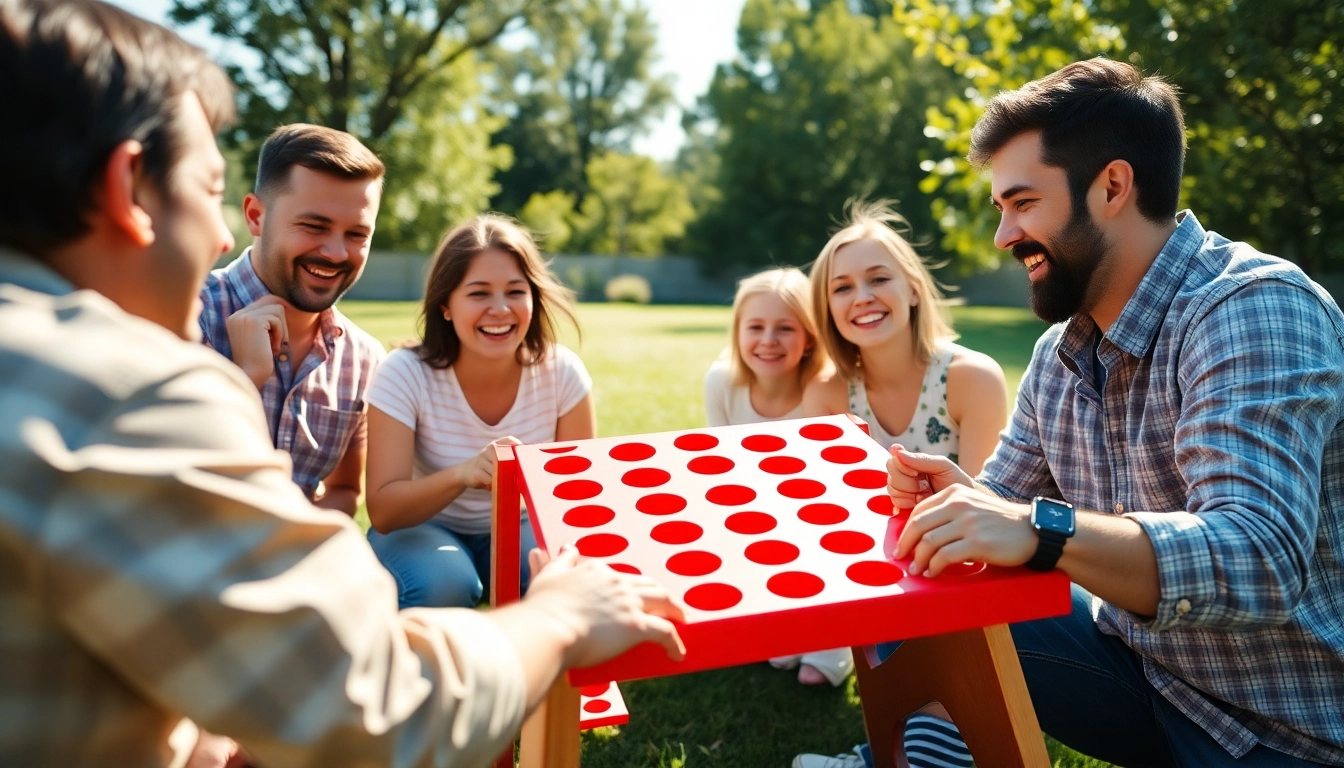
left=515, top=415, right=1070, bottom=687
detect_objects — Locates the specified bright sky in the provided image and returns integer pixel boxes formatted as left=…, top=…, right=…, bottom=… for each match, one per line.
left=110, top=0, right=746, bottom=160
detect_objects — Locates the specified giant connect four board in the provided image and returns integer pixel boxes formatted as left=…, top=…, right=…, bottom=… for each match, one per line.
left=509, top=414, right=1071, bottom=687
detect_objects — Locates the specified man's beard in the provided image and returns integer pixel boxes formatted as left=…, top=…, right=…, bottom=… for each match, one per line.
left=1015, top=204, right=1110, bottom=324
left=258, top=241, right=358, bottom=313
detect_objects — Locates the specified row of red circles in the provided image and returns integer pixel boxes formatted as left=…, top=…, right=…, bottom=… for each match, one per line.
left=561, top=498, right=896, bottom=529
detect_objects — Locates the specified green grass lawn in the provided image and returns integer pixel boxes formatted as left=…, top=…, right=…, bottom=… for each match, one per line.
left=340, top=300, right=1110, bottom=768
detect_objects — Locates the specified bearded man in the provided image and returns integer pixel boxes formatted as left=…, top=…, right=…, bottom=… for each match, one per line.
left=881, top=57, right=1344, bottom=767
left=198, top=125, right=386, bottom=514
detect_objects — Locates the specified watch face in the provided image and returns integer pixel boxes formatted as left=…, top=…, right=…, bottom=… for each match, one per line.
left=1032, top=497, right=1076, bottom=536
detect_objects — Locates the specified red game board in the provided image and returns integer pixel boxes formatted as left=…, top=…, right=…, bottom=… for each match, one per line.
left=510, top=415, right=1070, bottom=687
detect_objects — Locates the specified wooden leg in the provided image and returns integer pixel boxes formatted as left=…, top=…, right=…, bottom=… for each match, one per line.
left=853, top=624, right=1048, bottom=768
left=518, top=677, right=581, bottom=768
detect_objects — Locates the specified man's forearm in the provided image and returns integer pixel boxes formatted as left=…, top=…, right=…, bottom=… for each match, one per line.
left=314, top=487, right=359, bottom=516
left=1059, top=511, right=1160, bottom=617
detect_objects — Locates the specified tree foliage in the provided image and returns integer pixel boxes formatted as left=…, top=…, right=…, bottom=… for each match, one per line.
left=488, top=0, right=674, bottom=212
left=521, top=152, right=693, bottom=255
left=686, top=0, right=957, bottom=272
left=898, top=0, right=1344, bottom=274
left=170, top=0, right=538, bottom=250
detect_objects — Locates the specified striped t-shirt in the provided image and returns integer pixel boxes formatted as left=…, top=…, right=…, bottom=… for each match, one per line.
left=367, top=345, right=592, bottom=533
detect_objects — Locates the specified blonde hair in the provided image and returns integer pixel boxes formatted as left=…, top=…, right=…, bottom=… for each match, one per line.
left=809, top=200, right=955, bottom=380
left=417, top=213, right=577, bottom=369
left=727, top=267, right=826, bottom=387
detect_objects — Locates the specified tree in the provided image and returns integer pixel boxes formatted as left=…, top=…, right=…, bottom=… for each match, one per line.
left=897, top=0, right=1344, bottom=275
left=520, top=152, right=693, bottom=256
left=1096, top=0, right=1344, bottom=275
left=487, top=0, right=674, bottom=212
left=170, top=0, right=543, bottom=250
left=686, top=0, right=958, bottom=271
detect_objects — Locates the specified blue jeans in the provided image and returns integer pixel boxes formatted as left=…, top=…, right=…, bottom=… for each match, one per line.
left=856, top=585, right=1321, bottom=767
left=367, top=520, right=537, bottom=609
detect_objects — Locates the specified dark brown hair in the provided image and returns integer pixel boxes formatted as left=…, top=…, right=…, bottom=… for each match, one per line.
left=968, top=57, right=1186, bottom=223
left=0, top=0, right=235, bottom=257
left=417, top=214, right=577, bottom=369
left=254, top=123, right=384, bottom=199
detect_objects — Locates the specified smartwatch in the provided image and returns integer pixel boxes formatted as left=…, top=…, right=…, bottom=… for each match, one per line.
left=1026, top=496, right=1075, bottom=572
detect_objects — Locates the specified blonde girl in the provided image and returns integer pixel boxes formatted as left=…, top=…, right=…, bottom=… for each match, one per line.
left=704, top=267, right=825, bottom=427
left=364, top=214, right=595, bottom=609
left=803, top=201, right=1007, bottom=471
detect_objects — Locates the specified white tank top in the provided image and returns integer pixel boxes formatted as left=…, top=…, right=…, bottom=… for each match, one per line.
left=848, top=342, right=961, bottom=464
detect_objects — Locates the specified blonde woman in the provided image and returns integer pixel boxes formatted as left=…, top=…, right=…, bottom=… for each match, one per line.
left=793, top=201, right=1007, bottom=768
left=365, top=214, right=595, bottom=609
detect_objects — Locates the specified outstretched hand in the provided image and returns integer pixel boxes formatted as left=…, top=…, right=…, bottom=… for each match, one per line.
left=524, top=546, right=686, bottom=670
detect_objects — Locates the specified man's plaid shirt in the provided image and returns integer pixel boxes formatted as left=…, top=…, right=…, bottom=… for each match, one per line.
left=198, top=250, right=384, bottom=499
left=981, top=212, right=1344, bottom=764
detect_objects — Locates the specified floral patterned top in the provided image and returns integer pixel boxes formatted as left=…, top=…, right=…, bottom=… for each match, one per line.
left=848, top=342, right=961, bottom=465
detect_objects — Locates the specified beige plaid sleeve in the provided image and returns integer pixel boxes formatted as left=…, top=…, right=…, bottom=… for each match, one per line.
left=11, top=319, right=525, bottom=767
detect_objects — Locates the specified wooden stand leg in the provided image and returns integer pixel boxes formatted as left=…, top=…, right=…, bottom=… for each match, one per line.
left=852, top=624, right=1048, bottom=768
left=518, top=677, right=582, bottom=768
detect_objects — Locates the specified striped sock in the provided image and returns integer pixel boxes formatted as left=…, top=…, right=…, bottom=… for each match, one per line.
left=903, top=714, right=973, bottom=768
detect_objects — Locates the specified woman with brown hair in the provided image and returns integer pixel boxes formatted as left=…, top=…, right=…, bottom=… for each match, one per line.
left=364, top=214, right=595, bottom=608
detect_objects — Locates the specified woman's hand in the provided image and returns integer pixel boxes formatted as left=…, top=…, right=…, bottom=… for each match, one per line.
left=455, top=436, right=522, bottom=490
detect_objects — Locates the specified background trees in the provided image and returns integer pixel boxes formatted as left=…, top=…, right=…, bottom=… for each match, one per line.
left=169, top=0, right=1344, bottom=274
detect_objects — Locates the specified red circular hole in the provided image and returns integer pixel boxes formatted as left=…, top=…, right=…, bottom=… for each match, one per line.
left=683, top=583, right=742, bottom=611
left=541, top=445, right=577, bottom=453
left=609, top=442, right=656, bottom=461
left=575, top=533, right=628, bottom=557
left=554, top=479, right=602, bottom=500
left=767, top=571, right=825, bottom=598
left=607, top=563, right=641, bottom=575
left=544, top=456, right=592, bottom=475
left=843, top=469, right=887, bottom=489
left=745, top=539, right=800, bottom=565
left=759, top=456, right=806, bottom=475
left=580, top=682, right=611, bottom=696
left=778, top=478, right=826, bottom=499
left=706, top=484, right=756, bottom=506
left=867, top=494, right=895, bottom=516
left=799, top=423, right=844, bottom=441
left=725, top=511, right=777, bottom=535
left=847, top=560, right=905, bottom=587
left=821, top=445, right=868, bottom=464
left=688, top=455, right=735, bottom=475
left=563, top=504, right=615, bottom=528
left=651, top=521, right=703, bottom=545
left=583, top=699, right=612, bottom=714
left=666, top=550, right=722, bottom=576
left=742, top=434, right=787, bottom=452
left=821, top=530, right=875, bottom=555
left=798, top=503, right=849, bottom=526
left=674, top=433, right=719, bottom=451
left=940, top=561, right=987, bottom=578
left=636, top=493, right=687, bottom=515
left=623, top=468, right=671, bottom=488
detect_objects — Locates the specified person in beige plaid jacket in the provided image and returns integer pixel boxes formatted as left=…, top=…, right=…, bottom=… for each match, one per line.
left=0, top=2, right=685, bottom=767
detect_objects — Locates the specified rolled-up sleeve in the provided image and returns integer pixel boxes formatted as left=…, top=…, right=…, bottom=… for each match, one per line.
left=27, top=360, right=527, bottom=768
left=1130, top=279, right=1344, bottom=632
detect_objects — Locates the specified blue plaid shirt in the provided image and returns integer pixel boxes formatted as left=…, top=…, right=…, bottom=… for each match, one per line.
left=981, top=212, right=1344, bottom=764
left=198, top=251, right=385, bottom=499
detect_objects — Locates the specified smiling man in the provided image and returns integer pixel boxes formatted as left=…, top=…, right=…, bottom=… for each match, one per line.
left=876, top=58, right=1344, bottom=767
left=198, top=125, right=387, bottom=514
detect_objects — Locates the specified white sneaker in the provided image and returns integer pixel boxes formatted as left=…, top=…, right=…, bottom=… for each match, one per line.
left=790, top=746, right=866, bottom=768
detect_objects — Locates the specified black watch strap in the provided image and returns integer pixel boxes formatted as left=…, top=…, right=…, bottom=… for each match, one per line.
left=1026, top=528, right=1067, bottom=572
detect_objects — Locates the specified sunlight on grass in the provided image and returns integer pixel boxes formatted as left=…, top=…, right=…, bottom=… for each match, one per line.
left=338, top=299, right=1105, bottom=768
